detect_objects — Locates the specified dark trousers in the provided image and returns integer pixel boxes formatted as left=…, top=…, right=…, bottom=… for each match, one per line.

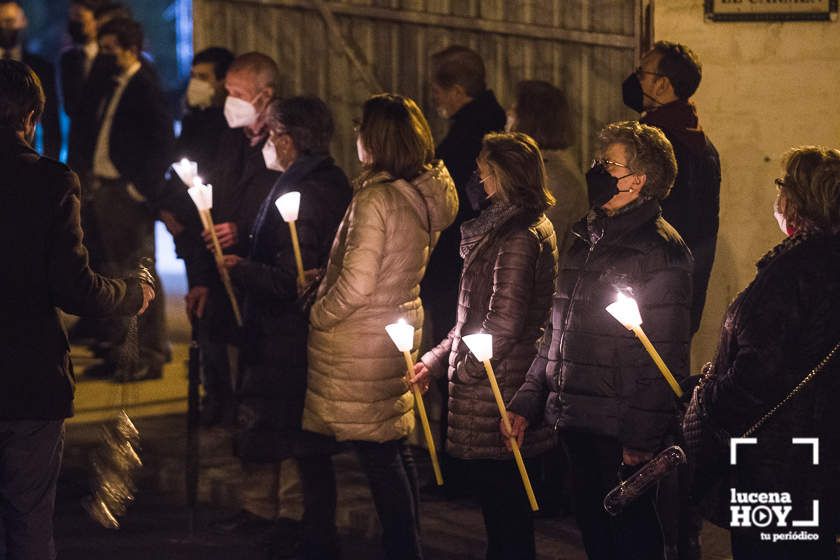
left=354, top=439, right=422, bottom=560
left=92, top=178, right=168, bottom=367
left=563, top=431, right=664, bottom=560
left=297, top=453, right=339, bottom=559
left=0, top=420, right=64, bottom=560
left=303, top=439, right=422, bottom=559
left=466, top=458, right=536, bottom=560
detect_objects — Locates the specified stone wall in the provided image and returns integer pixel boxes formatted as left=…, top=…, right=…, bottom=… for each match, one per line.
left=654, top=0, right=840, bottom=368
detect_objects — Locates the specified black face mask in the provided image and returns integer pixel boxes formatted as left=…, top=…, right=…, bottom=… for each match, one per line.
left=586, top=163, right=620, bottom=209
left=96, top=53, right=120, bottom=78
left=67, top=21, right=87, bottom=45
left=0, top=28, right=21, bottom=50
left=622, top=73, right=645, bottom=113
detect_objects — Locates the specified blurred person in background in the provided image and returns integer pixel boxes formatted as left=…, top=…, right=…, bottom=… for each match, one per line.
left=507, top=80, right=587, bottom=256
left=0, top=0, right=60, bottom=158
left=60, top=0, right=105, bottom=119
left=423, top=44, right=505, bottom=493
left=72, top=17, right=173, bottom=382
left=505, top=80, right=588, bottom=517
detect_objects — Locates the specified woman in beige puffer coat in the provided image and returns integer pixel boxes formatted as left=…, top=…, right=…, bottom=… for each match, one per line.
left=303, top=93, right=457, bottom=560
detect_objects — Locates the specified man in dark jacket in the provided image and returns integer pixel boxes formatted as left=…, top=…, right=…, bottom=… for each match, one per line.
left=70, top=18, right=173, bottom=381
left=422, top=45, right=505, bottom=489
left=0, top=59, right=153, bottom=560
left=169, top=52, right=281, bottom=434
left=622, top=41, right=721, bottom=560
left=506, top=121, right=693, bottom=560
left=623, top=40, right=721, bottom=336
left=0, top=1, right=61, bottom=159
left=60, top=0, right=104, bottom=120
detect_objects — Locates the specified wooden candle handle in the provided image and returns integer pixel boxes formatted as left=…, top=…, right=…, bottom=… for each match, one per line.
left=481, top=360, right=539, bottom=511
left=201, top=210, right=243, bottom=327
left=630, top=326, right=683, bottom=398
left=403, top=351, right=443, bottom=486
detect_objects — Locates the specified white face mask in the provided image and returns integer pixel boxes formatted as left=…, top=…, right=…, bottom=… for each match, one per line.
left=186, top=78, right=215, bottom=109
left=356, top=135, right=370, bottom=164
left=774, top=199, right=789, bottom=236
left=262, top=139, right=284, bottom=172
left=224, top=95, right=258, bottom=128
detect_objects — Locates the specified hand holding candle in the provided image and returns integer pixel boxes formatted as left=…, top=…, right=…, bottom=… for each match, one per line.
left=462, top=333, right=539, bottom=512
left=605, top=292, right=683, bottom=398
left=187, top=179, right=243, bottom=327
left=275, top=192, right=305, bottom=286
left=385, top=319, right=443, bottom=486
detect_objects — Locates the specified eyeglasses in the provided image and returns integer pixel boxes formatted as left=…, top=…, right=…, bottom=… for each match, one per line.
left=592, top=159, right=635, bottom=182
left=592, top=159, right=631, bottom=171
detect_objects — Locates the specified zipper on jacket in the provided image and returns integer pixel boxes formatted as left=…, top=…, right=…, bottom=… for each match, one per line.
left=554, top=235, right=598, bottom=394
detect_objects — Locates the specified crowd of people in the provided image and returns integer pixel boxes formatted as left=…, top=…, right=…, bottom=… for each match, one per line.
left=1, top=1, right=839, bottom=559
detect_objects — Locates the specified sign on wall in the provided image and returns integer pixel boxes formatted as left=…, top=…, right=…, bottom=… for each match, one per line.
left=705, top=0, right=838, bottom=21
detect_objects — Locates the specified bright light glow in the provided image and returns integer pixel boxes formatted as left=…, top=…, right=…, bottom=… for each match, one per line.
left=385, top=318, right=415, bottom=352
left=187, top=182, right=213, bottom=211
left=606, top=292, right=643, bottom=329
left=172, top=158, right=198, bottom=187
left=463, top=333, right=493, bottom=361
left=275, top=191, right=301, bottom=222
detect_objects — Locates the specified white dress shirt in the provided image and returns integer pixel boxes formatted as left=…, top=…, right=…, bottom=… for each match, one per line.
left=93, top=61, right=141, bottom=179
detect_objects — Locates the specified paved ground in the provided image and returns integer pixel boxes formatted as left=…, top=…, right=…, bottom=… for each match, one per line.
left=56, top=271, right=736, bottom=559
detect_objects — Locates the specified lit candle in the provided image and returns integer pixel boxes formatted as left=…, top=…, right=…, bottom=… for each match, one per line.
left=385, top=319, right=443, bottom=486
left=172, top=158, right=198, bottom=187
left=605, top=292, right=683, bottom=398
left=187, top=179, right=242, bottom=327
left=462, top=333, right=539, bottom=512
left=275, top=192, right=305, bottom=285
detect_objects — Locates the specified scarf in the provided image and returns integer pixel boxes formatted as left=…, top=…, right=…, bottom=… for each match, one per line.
left=460, top=200, right=521, bottom=260
left=641, top=99, right=707, bottom=157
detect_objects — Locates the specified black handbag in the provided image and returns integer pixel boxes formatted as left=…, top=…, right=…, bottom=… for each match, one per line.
left=683, top=340, right=840, bottom=527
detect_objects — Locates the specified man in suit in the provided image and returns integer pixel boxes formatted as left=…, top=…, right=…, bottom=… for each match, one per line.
left=0, top=0, right=61, bottom=158
left=60, top=0, right=104, bottom=120
left=0, top=59, right=154, bottom=560
left=74, top=17, right=174, bottom=381
left=421, top=45, right=506, bottom=494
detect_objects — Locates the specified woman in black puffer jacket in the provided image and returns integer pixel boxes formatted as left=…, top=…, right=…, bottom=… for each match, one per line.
left=697, top=146, right=840, bottom=559
left=506, top=121, right=693, bottom=560
left=413, top=132, right=558, bottom=560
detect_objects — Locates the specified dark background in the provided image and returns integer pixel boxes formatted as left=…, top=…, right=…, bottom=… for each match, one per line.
left=18, top=0, right=193, bottom=159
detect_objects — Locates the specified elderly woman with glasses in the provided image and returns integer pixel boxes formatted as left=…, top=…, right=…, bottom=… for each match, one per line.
left=219, top=95, right=352, bottom=556
left=503, top=121, right=693, bottom=560
left=693, top=146, right=840, bottom=559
